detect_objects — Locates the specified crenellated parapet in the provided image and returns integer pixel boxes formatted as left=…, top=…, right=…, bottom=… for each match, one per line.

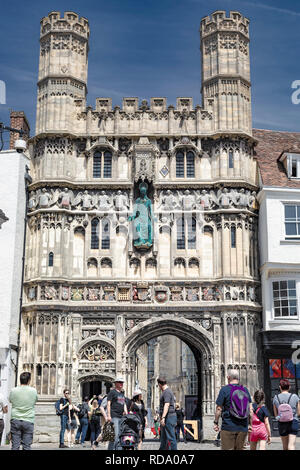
left=40, top=11, right=90, bottom=39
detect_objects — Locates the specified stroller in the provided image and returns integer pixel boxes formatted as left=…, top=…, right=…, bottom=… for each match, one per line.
left=117, top=414, right=141, bottom=450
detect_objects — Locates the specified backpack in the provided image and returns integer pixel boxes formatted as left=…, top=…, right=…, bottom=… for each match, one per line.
left=229, top=384, right=250, bottom=420
left=55, top=399, right=64, bottom=416
left=78, top=402, right=88, bottom=419
left=276, top=394, right=294, bottom=422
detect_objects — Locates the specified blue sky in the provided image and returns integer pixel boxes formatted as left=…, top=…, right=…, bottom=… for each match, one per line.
left=1, top=0, right=300, bottom=147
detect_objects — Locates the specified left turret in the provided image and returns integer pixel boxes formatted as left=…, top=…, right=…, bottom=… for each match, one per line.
left=35, top=11, right=90, bottom=135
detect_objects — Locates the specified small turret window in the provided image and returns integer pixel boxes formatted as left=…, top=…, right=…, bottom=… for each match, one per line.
left=93, top=149, right=112, bottom=178
left=176, top=150, right=195, bottom=178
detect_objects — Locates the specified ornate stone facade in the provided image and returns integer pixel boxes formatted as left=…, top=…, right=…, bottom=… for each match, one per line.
left=20, top=10, right=262, bottom=441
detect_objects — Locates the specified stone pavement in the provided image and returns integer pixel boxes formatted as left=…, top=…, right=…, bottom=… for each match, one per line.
left=1, top=437, right=300, bottom=451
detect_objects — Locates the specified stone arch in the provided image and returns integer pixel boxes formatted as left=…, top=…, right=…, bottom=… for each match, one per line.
left=122, top=316, right=215, bottom=418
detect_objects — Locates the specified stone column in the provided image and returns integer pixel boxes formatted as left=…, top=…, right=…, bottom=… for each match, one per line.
left=71, top=313, right=81, bottom=401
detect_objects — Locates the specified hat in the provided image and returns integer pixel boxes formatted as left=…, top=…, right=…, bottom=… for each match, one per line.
left=115, top=376, right=125, bottom=383
left=132, top=388, right=142, bottom=397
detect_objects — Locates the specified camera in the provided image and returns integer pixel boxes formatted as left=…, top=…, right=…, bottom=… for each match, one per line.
left=14, top=139, right=27, bottom=153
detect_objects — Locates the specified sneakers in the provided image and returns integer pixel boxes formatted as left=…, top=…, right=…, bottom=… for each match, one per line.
left=75, top=439, right=80, bottom=445
left=59, top=444, right=68, bottom=448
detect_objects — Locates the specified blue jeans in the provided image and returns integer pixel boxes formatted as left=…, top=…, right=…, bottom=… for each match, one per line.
left=108, top=417, right=121, bottom=450
left=159, top=414, right=177, bottom=450
left=60, top=414, right=68, bottom=445
left=75, top=417, right=89, bottom=444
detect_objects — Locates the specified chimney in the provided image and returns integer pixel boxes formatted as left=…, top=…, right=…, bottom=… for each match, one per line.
left=9, top=111, right=30, bottom=150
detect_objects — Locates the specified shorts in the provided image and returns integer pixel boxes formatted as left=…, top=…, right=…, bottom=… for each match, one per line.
left=66, top=419, right=78, bottom=430
left=278, top=419, right=299, bottom=437
left=250, top=429, right=267, bottom=442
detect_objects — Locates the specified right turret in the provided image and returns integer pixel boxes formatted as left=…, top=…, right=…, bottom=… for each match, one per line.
left=200, top=11, right=252, bottom=135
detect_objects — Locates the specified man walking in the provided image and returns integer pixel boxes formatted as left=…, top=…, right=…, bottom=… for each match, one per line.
left=0, top=391, right=8, bottom=446
left=157, top=376, right=177, bottom=450
left=107, top=377, right=127, bottom=450
left=214, top=369, right=251, bottom=450
left=75, top=396, right=90, bottom=447
left=9, top=372, right=38, bottom=450
left=58, top=388, right=70, bottom=448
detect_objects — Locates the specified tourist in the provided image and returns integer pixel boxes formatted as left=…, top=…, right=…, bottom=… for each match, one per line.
left=89, top=397, right=102, bottom=449
left=129, top=388, right=148, bottom=450
left=249, top=390, right=271, bottom=450
left=9, top=372, right=38, bottom=450
left=107, top=377, right=128, bottom=450
left=214, top=369, right=251, bottom=450
left=153, top=411, right=160, bottom=439
left=66, top=397, right=80, bottom=448
left=75, top=396, right=90, bottom=446
left=175, top=403, right=186, bottom=443
left=157, top=376, right=177, bottom=450
left=273, top=379, right=300, bottom=450
left=58, top=389, right=71, bottom=448
left=0, top=391, right=8, bottom=446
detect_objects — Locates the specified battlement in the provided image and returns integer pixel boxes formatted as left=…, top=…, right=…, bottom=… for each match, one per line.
left=200, top=10, right=249, bottom=38
left=93, top=97, right=199, bottom=114
left=40, top=11, right=90, bottom=39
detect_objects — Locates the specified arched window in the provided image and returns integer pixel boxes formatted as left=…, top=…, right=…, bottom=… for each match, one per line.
left=177, top=216, right=197, bottom=249
left=177, top=217, right=185, bottom=249
left=176, top=150, right=195, bottom=178
left=176, top=152, right=185, bottom=178
left=228, top=149, right=234, bottom=169
left=91, top=218, right=99, bottom=249
left=186, top=151, right=195, bottom=177
left=93, top=149, right=112, bottom=178
left=101, top=219, right=110, bottom=250
left=93, top=151, right=102, bottom=178
left=187, top=217, right=196, bottom=249
left=48, top=252, right=54, bottom=267
left=231, top=226, right=236, bottom=248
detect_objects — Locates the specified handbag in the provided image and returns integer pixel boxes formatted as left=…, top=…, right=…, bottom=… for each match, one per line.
left=101, top=421, right=115, bottom=442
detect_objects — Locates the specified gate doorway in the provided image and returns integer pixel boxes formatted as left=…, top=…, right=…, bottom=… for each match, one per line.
left=81, top=380, right=113, bottom=400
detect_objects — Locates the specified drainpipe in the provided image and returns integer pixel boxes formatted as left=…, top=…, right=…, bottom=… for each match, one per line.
left=15, top=163, right=32, bottom=385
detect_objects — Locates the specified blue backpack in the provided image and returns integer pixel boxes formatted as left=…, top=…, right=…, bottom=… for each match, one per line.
left=55, top=399, right=64, bottom=416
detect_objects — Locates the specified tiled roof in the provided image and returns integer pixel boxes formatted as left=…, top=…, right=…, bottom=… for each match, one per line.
left=253, top=128, right=300, bottom=188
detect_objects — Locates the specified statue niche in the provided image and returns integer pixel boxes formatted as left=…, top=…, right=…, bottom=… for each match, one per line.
left=128, top=182, right=155, bottom=250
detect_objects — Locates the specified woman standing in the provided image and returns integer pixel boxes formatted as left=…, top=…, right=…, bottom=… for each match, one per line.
left=273, top=379, right=300, bottom=450
left=66, top=398, right=80, bottom=448
left=130, top=388, right=148, bottom=450
left=89, top=397, right=102, bottom=450
left=249, top=390, right=271, bottom=450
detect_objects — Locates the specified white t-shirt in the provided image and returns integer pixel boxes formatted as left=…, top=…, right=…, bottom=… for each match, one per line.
left=0, top=393, right=8, bottom=419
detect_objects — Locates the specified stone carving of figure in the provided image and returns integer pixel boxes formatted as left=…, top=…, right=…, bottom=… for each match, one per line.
left=58, top=188, right=72, bottom=209
left=98, top=190, right=112, bottom=211
left=181, top=190, right=196, bottom=211
left=237, top=188, right=249, bottom=207
left=28, top=192, right=37, bottom=211
left=114, top=190, right=129, bottom=211
left=217, top=188, right=232, bottom=208
left=158, top=190, right=178, bottom=211
left=128, top=182, right=155, bottom=248
left=248, top=191, right=257, bottom=210
left=38, top=188, right=52, bottom=208
left=197, top=189, right=216, bottom=210
left=81, top=190, right=93, bottom=210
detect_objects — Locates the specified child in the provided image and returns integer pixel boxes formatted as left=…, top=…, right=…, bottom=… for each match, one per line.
left=249, top=390, right=271, bottom=450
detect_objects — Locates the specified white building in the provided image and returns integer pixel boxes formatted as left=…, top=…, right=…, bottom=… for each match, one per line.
left=0, top=144, right=30, bottom=444
left=255, top=129, right=300, bottom=430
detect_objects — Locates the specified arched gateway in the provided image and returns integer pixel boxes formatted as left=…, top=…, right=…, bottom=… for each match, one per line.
left=123, top=316, right=215, bottom=419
